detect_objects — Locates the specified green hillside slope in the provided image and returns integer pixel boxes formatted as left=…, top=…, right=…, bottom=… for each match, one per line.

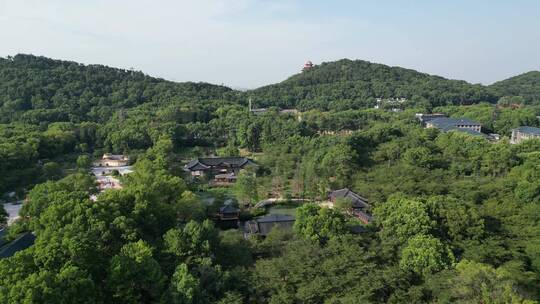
left=490, top=71, right=540, bottom=104
left=0, top=54, right=232, bottom=124
left=249, top=59, right=498, bottom=110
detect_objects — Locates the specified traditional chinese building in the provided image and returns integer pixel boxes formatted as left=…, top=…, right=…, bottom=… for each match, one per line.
left=219, top=200, right=240, bottom=221
left=511, top=126, right=540, bottom=144
left=329, top=188, right=373, bottom=224
left=184, top=157, right=256, bottom=179
left=302, top=60, right=314, bottom=72
left=93, top=154, right=129, bottom=167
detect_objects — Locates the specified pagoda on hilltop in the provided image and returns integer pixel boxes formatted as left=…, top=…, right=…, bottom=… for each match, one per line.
left=302, top=60, right=314, bottom=72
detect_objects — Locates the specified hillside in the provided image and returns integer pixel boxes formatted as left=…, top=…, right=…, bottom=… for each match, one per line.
left=248, top=59, right=499, bottom=111
left=0, top=54, right=233, bottom=124
left=2, top=55, right=540, bottom=303
left=489, top=71, right=540, bottom=104
left=0, top=54, right=235, bottom=192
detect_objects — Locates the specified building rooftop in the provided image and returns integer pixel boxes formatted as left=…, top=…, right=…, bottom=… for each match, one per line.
left=351, top=209, right=373, bottom=224
left=184, top=157, right=255, bottom=171
left=514, top=126, right=540, bottom=136
left=448, top=128, right=489, bottom=138
left=245, top=214, right=296, bottom=236
left=214, top=173, right=237, bottom=179
left=329, top=188, right=370, bottom=209
left=102, top=154, right=128, bottom=160
left=415, top=113, right=447, bottom=123
left=219, top=204, right=239, bottom=214
left=428, top=117, right=481, bottom=130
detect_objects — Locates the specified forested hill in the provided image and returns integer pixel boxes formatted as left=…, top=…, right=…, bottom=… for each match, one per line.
left=248, top=59, right=498, bottom=111
left=489, top=71, right=540, bottom=104
left=2, top=54, right=539, bottom=122
left=0, top=54, right=232, bottom=124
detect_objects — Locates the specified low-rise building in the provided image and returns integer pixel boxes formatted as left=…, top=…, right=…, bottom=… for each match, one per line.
left=329, top=188, right=372, bottom=224
left=418, top=113, right=494, bottom=139
left=425, top=117, right=482, bottom=133
left=511, top=126, right=540, bottom=144
left=219, top=200, right=240, bottom=221
left=415, top=113, right=447, bottom=125
left=213, top=173, right=238, bottom=185
left=329, top=188, right=370, bottom=209
left=317, top=130, right=354, bottom=136
left=93, top=154, right=129, bottom=167
left=302, top=60, right=314, bottom=71
left=184, top=157, right=256, bottom=179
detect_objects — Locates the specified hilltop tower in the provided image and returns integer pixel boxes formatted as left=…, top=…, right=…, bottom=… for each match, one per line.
left=302, top=60, right=314, bottom=72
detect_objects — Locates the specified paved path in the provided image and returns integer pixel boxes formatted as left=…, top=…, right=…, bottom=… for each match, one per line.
left=3, top=201, right=23, bottom=225
left=92, top=165, right=133, bottom=191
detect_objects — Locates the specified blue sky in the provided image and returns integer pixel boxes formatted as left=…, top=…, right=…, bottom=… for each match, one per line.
left=0, top=0, right=539, bottom=88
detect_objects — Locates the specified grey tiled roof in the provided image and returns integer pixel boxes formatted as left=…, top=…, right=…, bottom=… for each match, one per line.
left=184, top=157, right=255, bottom=171
left=219, top=204, right=239, bottom=214
left=429, top=117, right=481, bottom=131
left=245, top=214, right=295, bottom=236
left=329, top=188, right=370, bottom=209
left=448, top=128, right=489, bottom=138
left=351, top=209, right=373, bottom=224
left=514, top=126, right=540, bottom=136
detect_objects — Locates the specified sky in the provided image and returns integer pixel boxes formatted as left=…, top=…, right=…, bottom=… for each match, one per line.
left=0, top=0, right=539, bottom=89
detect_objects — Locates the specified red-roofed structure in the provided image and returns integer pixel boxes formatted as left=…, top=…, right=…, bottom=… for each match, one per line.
left=302, top=60, right=314, bottom=71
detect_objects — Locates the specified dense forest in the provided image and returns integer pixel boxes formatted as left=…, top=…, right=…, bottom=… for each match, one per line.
left=248, top=59, right=499, bottom=111
left=1, top=54, right=540, bottom=303
left=490, top=71, right=540, bottom=105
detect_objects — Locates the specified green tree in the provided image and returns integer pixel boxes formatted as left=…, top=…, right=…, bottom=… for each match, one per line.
left=217, top=144, right=239, bottom=157
left=216, top=230, right=253, bottom=268
left=399, top=234, right=454, bottom=277
left=0, top=255, right=99, bottom=304
left=402, top=146, right=438, bottom=169
left=254, top=237, right=378, bottom=303
left=164, top=263, right=200, bottom=304
left=21, top=173, right=96, bottom=222
left=436, top=260, right=536, bottom=303
left=233, top=170, right=259, bottom=205
left=294, top=204, right=348, bottom=243
left=374, top=196, right=435, bottom=244
left=217, top=292, right=244, bottom=304
left=42, top=161, right=62, bottom=180
left=176, top=191, right=207, bottom=223
left=107, top=240, right=165, bottom=303
left=146, top=135, right=174, bottom=170
left=76, top=155, right=92, bottom=170
left=163, top=220, right=219, bottom=265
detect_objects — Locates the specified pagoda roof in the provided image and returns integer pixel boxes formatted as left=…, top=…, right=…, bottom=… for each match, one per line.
left=184, top=157, right=255, bottom=171
left=329, top=188, right=370, bottom=209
